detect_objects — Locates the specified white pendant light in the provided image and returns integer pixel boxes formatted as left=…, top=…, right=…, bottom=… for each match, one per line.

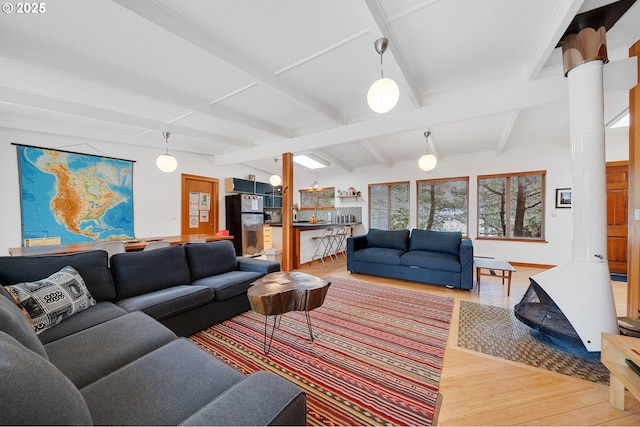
left=418, top=131, right=438, bottom=172
left=156, top=131, right=177, bottom=173
left=367, top=38, right=399, bottom=114
left=269, top=157, right=282, bottom=186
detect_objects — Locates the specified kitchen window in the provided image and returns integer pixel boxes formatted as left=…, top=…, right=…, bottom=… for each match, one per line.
left=299, top=187, right=335, bottom=210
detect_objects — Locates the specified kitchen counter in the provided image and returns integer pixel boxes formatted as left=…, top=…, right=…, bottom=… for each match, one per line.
left=269, top=222, right=361, bottom=228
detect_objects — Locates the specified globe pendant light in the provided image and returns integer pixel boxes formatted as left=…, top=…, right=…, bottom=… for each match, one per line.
left=367, top=38, right=399, bottom=114
left=156, top=131, right=177, bottom=173
left=418, top=131, right=438, bottom=172
left=269, top=157, right=282, bottom=186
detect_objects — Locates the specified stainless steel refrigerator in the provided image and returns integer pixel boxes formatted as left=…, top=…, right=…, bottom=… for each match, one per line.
left=225, top=194, right=264, bottom=256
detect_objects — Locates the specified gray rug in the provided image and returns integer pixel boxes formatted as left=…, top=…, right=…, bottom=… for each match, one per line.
left=457, top=301, right=610, bottom=385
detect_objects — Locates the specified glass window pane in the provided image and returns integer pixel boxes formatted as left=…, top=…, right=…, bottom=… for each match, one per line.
left=509, top=175, right=543, bottom=238
left=369, top=183, right=409, bottom=230
left=478, top=177, right=507, bottom=237
left=417, top=178, right=468, bottom=235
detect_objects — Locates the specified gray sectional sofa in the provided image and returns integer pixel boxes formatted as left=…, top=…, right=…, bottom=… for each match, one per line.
left=347, top=228, right=474, bottom=290
left=0, top=240, right=306, bottom=425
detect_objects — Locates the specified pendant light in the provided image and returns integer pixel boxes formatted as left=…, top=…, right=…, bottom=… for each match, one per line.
left=156, top=131, right=177, bottom=173
left=418, top=131, right=438, bottom=172
left=367, top=38, right=400, bottom=114
left=269, top=157, right=282, bottom=186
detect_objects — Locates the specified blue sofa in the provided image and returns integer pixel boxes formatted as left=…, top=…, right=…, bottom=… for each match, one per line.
left=347, top=228, right=474, bottom=290
left=0, top=240, right=305, bottom=425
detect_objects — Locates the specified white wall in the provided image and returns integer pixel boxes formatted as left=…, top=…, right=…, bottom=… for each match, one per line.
left=0, top=128, right=629, bottom=267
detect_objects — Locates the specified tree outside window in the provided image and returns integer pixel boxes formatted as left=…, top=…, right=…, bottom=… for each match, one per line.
left=369, top=182, right=409, bottom=230
left=299, top=187, right=335, bottom=210
left=417, top=177, right=468, bottom=235
left=478, top=171, right=545, bottom=239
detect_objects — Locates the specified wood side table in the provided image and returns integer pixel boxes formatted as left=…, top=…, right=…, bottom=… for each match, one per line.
left=601, top=333, right=640, bottom=410
left=247, top=272, right=330, bottom=354
left=474, top=257, right=516, bottom=296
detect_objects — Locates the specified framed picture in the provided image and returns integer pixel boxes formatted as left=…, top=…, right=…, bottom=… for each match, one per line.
left=556, top=188, right=572, bottom=208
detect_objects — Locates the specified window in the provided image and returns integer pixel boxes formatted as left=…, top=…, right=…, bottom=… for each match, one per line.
left=299, top=187, right=335, bottom=210
left=417, top=177, right=469, bottom=235
left=369, top=181, right=409, bottom=230
left=477, top=171, right=545, bottom=240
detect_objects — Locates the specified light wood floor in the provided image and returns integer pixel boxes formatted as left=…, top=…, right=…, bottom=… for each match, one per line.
left=295, top=257, right=640, bottom=426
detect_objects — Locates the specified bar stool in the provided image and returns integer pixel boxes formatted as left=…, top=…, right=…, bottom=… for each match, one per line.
left=311, top=228, right=333, bottom=267
left=334, top=226, right=351, bottom=259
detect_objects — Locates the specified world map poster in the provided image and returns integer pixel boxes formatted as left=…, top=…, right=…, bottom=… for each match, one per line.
left=17, top=145, right=135, bottom=246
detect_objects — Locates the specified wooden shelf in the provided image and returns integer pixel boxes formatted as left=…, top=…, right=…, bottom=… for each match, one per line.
left=601, top=333, right=640, bottom=410
left=337, top=195, right=360, bottom=201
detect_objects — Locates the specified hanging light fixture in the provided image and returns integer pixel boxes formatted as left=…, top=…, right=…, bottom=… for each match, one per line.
left=418, top=131, right=438, bottom=172
left=311, top=180, right=319, bottom=189
left=269, top=157, right=282, bottom=186
left=367, top=38, right=400, bottom=114
left=156, top=131, right=177, bottom=173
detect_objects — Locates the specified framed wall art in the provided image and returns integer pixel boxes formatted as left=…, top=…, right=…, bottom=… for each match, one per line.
left=555, top=188, right=572, bottom=208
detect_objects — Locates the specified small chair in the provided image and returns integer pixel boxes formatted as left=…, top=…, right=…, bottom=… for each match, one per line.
left=142, top=240, right=170, bottom=251
left=311, top=228, right=334, bottom=267
left=94, top=241, right=125, bottom=265
left=333, top=226, right=352, bottom=259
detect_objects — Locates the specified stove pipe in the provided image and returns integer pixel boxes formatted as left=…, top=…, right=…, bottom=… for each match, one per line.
left=525, top=23, right=619, bottom=352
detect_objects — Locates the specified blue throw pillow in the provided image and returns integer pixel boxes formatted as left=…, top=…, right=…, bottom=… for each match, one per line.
left=366, top=228, right=409, bottom=251
left=410, top=229, right=461, bottom=256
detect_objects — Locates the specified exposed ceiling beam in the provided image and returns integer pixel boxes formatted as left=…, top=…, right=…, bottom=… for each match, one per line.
left=362, top=0, right=422, bottom=108
left=215, top=74, right=569, bottom=165
left=112, top=0, right=345, bottom=125
left=314, top=149, right=355, bottom=173
left=358, top=140, right=394, bottom=169
left=0, top=86, right=248, bottom=146
left=496, top=111, right=519, bottom=155
left=522, top=0, right=584, bottom=81
left=0, top=35, right=289, bottom=139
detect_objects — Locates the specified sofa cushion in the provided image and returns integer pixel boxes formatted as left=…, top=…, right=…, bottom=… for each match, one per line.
left=0, top=287, right=48, bottom=358
left=0, top=331, right=93, bottom=426
left=410, top=229, right=462, bottom=256
left=110, top=245, right=191, bottom=299
left=192, top=270, right=264, bottom=301
left=352, top=247, right=404, bottom=266
left=366, top=228, right=409, bottom=251
left=4, top=266, right=96, bottom=335
left=400, top=251, right=461, bottom=272
left=0, top=250, right=115, bottom=301
left=184, top=241, right=239, bottom=282
left=81, top=338, right=246, bottom=426
left=116, top=285, right=215, bottom=320
left=37, top=301, right=127, bottom=345
left=45, top=311, right=177, bottom=389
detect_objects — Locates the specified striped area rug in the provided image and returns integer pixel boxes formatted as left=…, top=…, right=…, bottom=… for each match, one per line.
left=189, top=276, right=454, bottom=426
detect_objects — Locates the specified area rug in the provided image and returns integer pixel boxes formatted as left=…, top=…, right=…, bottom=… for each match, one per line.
left=189, top=276, right=454, bottom=426
left=457, top=300, right=610, bottom=385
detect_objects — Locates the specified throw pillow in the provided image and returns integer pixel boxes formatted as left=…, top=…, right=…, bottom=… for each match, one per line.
left=4, top=266, right=96, bottom=334
left=410, top=229, right=462, bottom=255
left=366, top=228, right=410, bottom=251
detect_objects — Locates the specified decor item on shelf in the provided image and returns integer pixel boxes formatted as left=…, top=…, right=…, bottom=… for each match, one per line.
left=418, top=131, right=438, bottom=172
left=269, top=157, right=282, bottom=186
left=156, top=131, right=177, bottom=173
left=367, top=38, right=399, bottom=114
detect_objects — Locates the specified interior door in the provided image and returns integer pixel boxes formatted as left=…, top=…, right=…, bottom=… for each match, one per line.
left=606, top=161, right=629, bottom=275
left=181, top=174, right=219, bottom=236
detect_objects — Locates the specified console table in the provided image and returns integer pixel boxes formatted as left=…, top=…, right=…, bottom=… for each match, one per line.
left=601, top=332, right=640, bottom=410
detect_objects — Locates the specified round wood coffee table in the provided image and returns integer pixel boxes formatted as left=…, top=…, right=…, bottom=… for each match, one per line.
left=247, top=272, right=330, bottom=354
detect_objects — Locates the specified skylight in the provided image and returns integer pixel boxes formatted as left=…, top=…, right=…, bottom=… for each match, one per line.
left=293, top=154, right=329, bottom=169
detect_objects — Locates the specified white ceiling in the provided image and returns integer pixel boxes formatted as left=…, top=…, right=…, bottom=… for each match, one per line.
left=1, top=0, right=638, bottom=176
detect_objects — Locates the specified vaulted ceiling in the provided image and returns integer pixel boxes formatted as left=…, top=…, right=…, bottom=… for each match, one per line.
left=1, top=0, right=638, bottom=175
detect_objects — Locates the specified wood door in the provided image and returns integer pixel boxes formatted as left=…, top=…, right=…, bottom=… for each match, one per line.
left=181, top=174, right=219, bottom=236
left=607, top=161, right=629, bottom=274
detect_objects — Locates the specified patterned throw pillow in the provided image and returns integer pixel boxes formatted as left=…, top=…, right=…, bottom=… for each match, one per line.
left=4, top=266, right=96, bottom=334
